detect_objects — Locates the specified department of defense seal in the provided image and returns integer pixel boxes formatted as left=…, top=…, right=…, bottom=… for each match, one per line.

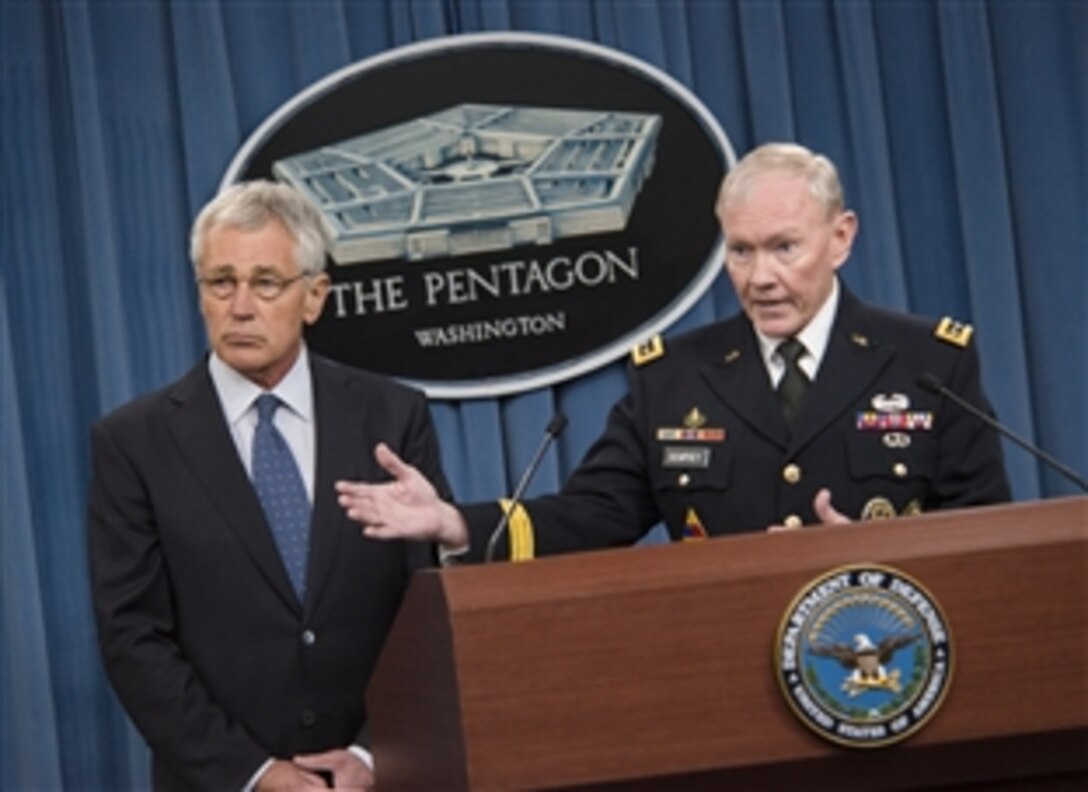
left=774, top=564, right=953, bottom=748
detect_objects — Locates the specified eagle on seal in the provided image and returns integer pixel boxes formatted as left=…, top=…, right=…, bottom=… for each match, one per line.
left=810, top=632, right=920, bottom=696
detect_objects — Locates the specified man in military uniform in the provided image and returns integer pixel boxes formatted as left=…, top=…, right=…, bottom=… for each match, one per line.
left=336, top=143, right=1011, bottom=559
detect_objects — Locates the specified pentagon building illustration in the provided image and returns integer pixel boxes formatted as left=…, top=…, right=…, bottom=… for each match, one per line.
left=272, top=104, right=662, bottom=264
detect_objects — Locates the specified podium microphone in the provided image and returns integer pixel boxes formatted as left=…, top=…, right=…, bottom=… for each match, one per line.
left=917, top=372, right=1087, bottom=491
left=485, top=413, right=568, bottom=563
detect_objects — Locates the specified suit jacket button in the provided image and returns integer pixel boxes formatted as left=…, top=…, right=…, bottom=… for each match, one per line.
left=301, top=708, right=316, bottom=727
left=782, top=463, right=802, bottom=484
left=783, top=514, right=803, bottom=529
left=301, top=629, right=316, bottom=646
left=893, top=462, right=908, bottom=478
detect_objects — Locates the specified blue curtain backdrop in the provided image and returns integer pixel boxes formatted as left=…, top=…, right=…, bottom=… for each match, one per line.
left=2, top=0, right=1084, bottom=788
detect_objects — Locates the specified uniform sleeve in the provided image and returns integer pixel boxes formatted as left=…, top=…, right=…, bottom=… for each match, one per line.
left=928, top=339, right=1012, bottom=507
left=461, top=366, right=663, bottom=561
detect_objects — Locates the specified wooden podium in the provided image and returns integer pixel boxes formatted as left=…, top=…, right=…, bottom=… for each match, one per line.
left=367, top=497, right=1087, bottom=790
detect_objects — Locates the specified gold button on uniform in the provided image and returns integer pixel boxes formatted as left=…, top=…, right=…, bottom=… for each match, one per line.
left=893, top=462, right=908, bottom=478
left=677, top=473, right=691, bottom=487
left=783, top=514, right=803, bottom=529
left=782, top=463, right=801, bottom=484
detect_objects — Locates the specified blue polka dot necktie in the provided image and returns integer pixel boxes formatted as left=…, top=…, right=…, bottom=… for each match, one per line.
left=252, top=393, right=311, bottom=601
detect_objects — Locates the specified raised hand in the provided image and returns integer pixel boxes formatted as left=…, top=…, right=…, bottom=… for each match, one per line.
left=767, top=488, right=850, bottom=532
left=335, top=443, right=469, bottom=549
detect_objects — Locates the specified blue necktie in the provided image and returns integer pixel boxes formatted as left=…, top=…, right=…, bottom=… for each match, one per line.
left=252, top=393, right=311, bottom=600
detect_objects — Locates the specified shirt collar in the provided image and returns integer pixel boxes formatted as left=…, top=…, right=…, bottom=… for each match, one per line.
left=208, top=345, right=313, bottom=426
left=755, top=277, right=841, bottom=372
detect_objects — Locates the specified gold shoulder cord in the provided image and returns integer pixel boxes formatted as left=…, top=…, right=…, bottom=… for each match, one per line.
left=498, top=498, right=535, bottom=561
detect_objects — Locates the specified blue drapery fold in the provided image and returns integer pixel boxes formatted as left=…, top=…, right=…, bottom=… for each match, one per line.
left=3, top=1, right=1084, bottom=788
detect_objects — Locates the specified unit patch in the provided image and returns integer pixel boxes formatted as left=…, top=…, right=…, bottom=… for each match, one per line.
left=682, top=507, right=708, bottom=541
left=775, top=564, right=954, bottom=748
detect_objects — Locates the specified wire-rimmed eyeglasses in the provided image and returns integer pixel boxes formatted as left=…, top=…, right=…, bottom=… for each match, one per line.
left=196, top=272, right=308, bottom=301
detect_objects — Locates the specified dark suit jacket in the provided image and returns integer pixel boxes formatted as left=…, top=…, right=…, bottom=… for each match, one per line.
left=88, top=353, right=448, bottom=790
left=463, top=287, right=1011, bottom=557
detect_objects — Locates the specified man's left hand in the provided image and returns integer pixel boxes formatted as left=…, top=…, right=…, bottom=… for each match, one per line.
left=292, top=749, right=373, bottom=790
left=768, top=488, right=851, bottom=532
left=811, top=488, right=850, bottom=525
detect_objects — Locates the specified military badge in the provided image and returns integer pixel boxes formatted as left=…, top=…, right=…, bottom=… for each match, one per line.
left=881, top=432, right=911, bottom=449
left=656, top=427, right=726, bottom=442
left=871, top=393, right=910, bottom=412
left=861, top=496, right=897, bottom=520
left=903, top=499, right=923, bottom=516
left=856, top=412, right=933, bottom=431
left=775, top=564, right=953, bottom=747
left=683, top=407, right=706, bottom=428
left=657, top=408, right=726, bottom=442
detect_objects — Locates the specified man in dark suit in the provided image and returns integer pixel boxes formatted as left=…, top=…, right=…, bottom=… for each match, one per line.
left=88, top=181, right=449, bottom=789
left=335, top=142, right=1010, bottom=558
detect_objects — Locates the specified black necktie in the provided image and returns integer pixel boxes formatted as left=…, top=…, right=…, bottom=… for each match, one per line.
left=776, top=338, right=809, bottom=426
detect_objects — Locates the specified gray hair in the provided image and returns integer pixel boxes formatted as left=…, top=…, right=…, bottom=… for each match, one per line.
left=189, top=180, right=328, bottom=275
left=717, top=142, right=846, bottom=218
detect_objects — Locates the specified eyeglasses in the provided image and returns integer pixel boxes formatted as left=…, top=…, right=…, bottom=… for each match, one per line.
left=196, top=273, right=308, bottom=301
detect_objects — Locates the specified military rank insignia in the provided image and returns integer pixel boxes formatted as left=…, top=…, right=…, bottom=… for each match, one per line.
left=775, top=564, right=953, bottom=747
left=934, top=317, right=973, bottom=347
left=632, top=334, right=664, bottom=366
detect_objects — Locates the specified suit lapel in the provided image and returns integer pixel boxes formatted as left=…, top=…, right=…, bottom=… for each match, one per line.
left=788, top=291, right=895, bottom=454
left=304, top=357, right=365, bottom=616
left=167, top=363, right=301, bottom=613
left=697, top=318, right=791, bottom=448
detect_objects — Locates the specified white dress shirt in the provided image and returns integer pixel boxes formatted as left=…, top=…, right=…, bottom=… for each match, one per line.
left=754, top=277, right=841, bottom=387
left=208, top=345, right=316, bottom=501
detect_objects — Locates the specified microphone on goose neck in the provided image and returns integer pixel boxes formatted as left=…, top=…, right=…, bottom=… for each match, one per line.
left=917, top=372, right=1087, bottom=491
left=485, top=413, right=568, bottom=563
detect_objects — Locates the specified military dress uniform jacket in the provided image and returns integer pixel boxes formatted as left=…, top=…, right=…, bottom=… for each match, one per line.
left=462, top=288, right=1010, bottom=560
left=88, top=354, right=449, bottom=790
